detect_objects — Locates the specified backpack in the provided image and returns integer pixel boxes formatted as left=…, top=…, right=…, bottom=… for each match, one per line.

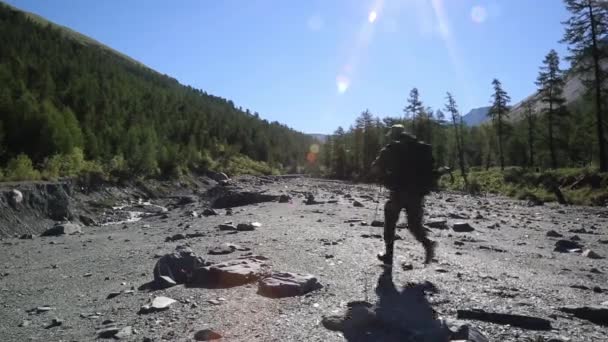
left=383, top=138, right=434, bottom=194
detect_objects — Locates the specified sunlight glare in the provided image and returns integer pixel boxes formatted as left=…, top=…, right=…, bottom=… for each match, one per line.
left=368, top=11, right=377, bottom=24
left=471, top=5, right=487, bottom=24
left=336, top=76, right=350, bottom=94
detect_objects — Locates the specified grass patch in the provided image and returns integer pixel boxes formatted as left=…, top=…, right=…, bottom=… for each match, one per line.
left=440, top=167, right=608, bottom=206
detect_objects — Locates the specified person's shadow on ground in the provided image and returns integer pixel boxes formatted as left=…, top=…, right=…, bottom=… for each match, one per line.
left=339, top=267, right=449, bottom=342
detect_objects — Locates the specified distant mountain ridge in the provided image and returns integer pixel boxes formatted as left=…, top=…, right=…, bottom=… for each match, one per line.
left=462, top=106, right=491, bottom=126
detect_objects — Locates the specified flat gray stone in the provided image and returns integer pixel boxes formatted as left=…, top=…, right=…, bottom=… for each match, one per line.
left=258, top=272, right=322, bottom=298
left=452, top=222, right=474, bottom=233
left=139, top=296, right=177, bottom=314
left=41, top=223, right=82, bottom=236
left=194, top=329, right=222, bottom=341
left=559, top=305, right=608, bottom=326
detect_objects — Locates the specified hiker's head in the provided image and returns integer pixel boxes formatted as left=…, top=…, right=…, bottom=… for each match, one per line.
left=386, top=124, right=416, bottom=141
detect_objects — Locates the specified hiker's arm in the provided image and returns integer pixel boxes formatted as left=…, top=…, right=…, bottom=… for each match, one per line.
left=370, top=147, right=387, bottom=177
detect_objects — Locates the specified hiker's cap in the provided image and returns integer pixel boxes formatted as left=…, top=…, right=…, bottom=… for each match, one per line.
left=386, top=124, right=405, bottom=139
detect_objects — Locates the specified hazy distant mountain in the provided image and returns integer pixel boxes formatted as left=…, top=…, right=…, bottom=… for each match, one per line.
left=309, top=134, right=328, bottom=143
left=462, top=106, right=491, bottom=126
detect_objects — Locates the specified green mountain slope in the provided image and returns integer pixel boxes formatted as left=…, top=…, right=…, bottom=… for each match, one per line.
left=0, top=2, right=313, bottom=179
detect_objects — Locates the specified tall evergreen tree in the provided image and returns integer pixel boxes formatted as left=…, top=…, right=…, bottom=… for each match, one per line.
left=561, top=0, right=608, bottom=171
left=523, top=101, right=536, bottom=167
left=404, top=88, right=424, bottom=134
left=445, top=92, right=468, bottom=185
left=488, top=79, right=511, bottom=171
left=536, top=49, right=567, bottom=169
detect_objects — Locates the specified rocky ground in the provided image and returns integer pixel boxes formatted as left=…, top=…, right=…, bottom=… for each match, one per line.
left=0, top=175, right=607, bottom=341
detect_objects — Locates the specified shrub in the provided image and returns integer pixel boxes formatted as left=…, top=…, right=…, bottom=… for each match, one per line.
left=4, top=154, right=41, bottom=181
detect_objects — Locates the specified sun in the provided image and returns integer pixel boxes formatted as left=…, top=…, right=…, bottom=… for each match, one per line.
left=336, top=76, right=350, bottom=94
left=368, top=11, right=377, bottom=24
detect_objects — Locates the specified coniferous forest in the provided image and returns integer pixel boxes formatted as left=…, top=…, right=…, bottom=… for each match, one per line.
left=0, top=3, right=314, bottom=181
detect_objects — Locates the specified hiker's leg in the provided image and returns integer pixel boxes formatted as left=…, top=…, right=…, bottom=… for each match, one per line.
left=405, top=195, right=435, bottom=263
left=380, top=192, right=401, bottom=264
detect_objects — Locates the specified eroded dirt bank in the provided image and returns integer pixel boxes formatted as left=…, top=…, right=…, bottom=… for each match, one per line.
left=0, top=176, right=607, bottom=341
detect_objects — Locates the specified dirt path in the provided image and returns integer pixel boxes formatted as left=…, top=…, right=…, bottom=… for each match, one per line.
left=0, top=177, right=607, bottom=341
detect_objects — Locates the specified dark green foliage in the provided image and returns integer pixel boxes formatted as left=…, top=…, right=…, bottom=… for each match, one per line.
left=445, top=92, right=468, bottom=185
left=536, top=50, right=567, bottom=169
left=0, top=4, right=313, bottom=179
left=561, top=0, right=608, bottom=171
left=488, top=79, right=511, bottom=171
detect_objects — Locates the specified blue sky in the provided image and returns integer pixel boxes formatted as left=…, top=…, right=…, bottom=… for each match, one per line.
left=6, top=0, right=570, bottom=134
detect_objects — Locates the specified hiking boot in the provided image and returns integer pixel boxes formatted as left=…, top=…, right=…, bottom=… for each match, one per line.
left=424, top=241, right=437, bottom=264
left=377, top=252, right=393, bottom=266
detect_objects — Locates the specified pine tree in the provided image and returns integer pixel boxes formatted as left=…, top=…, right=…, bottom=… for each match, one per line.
left=488, top=79, right=511, bottom=171
left=445, top=92, right=468, bottom=185
left=562, top=0, right=608, bottom=171
left=536, top=49, right=567, bottom=169
left=404, top=88, right=423, bottom=134
left=523, top=101, right=536, bottom=167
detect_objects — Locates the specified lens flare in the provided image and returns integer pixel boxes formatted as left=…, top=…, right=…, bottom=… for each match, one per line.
left=368, top=11, right=377, bottom=23
left=336, top=75, right=349, bottom=94
left=310, top=144, right=320, bottom=154
left=471, top=5, right=487, bottom=24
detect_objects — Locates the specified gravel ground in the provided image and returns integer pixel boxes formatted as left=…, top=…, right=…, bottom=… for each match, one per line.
left=0, top=176, right=607, bottom=341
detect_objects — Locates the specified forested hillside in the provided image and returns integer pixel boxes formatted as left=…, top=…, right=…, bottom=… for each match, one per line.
left=0, top=3, right=314, bottom=180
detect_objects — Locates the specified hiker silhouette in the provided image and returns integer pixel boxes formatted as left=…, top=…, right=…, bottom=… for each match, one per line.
left=340, top=268, right=450, bottom=342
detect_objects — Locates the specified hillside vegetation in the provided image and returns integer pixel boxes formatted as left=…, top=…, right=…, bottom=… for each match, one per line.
left=0, top=3, right=313, bottom=181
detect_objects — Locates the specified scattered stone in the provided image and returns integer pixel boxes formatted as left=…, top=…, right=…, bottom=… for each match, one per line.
left=582, top=249, right=603, bottom=259
left=402, top=263, right=414, bottom=271
left=41, top=223, right=82, bottom=236
left=258, top=272, right=322, bottom=298
left=237, top=222, right=261, bottom=231
left=19, top=320, right=30, bottom=327
left=449, top=213, right=469, bottom=219
left=435, top=268, right=449, bottom=273
left=45, top=318, right=63, bottom=329
left=19, top=233, right=33, bottom=240
left=570, top=228, right=593, bottom=234
left=546, top=230, right=563, bottom=238
left=554, top=239, right=583, bottom=253
left=426, top=219, right=448, bottom=230
left=97, top=324, right=120, bottom=338
left=153, top=246, right=209, bottom=287
left=177, top=196, right=197, bottom=205
left=211, top=189, right=279, bottom=208
left=79, top=215, right=97, bottom=226
left=194, top=329, right=223, bottom=341
left=187, top=210, right=199, bottom=218
left=202, top=208, right=217, bottom=216
left=218, top=223, right=237, bottom=231
left=457, top=309, right=552, bottom=330
left=361, top=234, right=382, bottom=239
left=559, top=305, right=608, bottom=326
left=115, top=326, right=133, bottom=339
left=208, top=243, right=237, bottom=255
left=106, top=291, right=122, bottom=299
left=570, top=235, right=581, bottom=241
left=35, top=306, right=53, bottom=314
left=8, top=189, right=23, bottom=207
left=353, top=200, right=364, bottom=208
left=450, top=324, right=489, bottom=342
left=371, top=220, right=384, bottom=227
left=278, top=195, right=291, bottom=203
left=139, top=296, right=177, bottom=314
left=590, top=268, right=603, bottom=274
left=344, top=219, right=363, bottom=223
left=165, top=233, right=186, bottom=242
left=452, top=222, right=474, bottom=233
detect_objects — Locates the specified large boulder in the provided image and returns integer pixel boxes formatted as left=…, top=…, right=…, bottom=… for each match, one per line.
left=190, top=256, right=269, bottom=288
left=258, top=272, right=322, bottom=298
left=153, top=246, right=209, bottom=288
left=41, top=223, right=82, bottom=236
left=208, top=189, right=279, bottom=209
left=453, top=222, right=475, bottom=232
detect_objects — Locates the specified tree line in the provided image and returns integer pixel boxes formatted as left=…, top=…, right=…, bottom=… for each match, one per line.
left=320, top=0, right=608, bottom=180
left=0, top=3, right=314, bottom=181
